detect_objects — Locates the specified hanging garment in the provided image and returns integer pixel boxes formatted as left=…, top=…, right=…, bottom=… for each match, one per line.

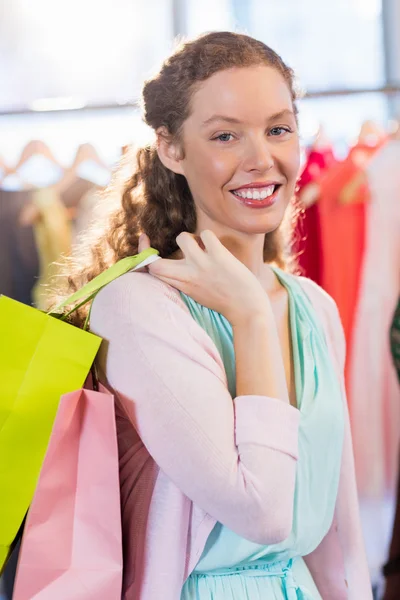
left=349, top=140, right=400, bottom=498
left=294, top=147, right=336, bottom=285
left=0, top=189, right=39, bottom=305
left=30, top=187, right=72, bottom=310
left=317, top=143, right=381, bottom=397
left=72, top=185, right=103, bottom=244
left=60, top=176, right=101, bottom=211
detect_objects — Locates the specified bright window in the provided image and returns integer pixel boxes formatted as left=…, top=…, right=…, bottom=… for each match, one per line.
left=184, top=0, right=388, bottom=144
left=0, top=0, right=174, bottom=111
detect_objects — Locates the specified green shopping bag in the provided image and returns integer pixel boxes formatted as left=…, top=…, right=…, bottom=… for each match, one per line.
left=0, top=247, right=159, bottom=571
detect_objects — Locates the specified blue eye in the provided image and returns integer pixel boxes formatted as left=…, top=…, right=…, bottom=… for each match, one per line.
left=213, top=132, right=234, bottom=142
left=269, top=126, right=291, bottom=137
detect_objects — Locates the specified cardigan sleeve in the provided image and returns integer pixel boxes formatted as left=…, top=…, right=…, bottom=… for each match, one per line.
left=299, top=277, right=372, bottom=600
left=90, top=271, right=300, bottom=546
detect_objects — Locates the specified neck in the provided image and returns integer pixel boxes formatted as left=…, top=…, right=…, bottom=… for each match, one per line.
left=194, top=223, right=279, bottom=293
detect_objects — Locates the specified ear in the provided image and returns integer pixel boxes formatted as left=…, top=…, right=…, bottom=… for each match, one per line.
left=156, top=127, right=185, bottom=176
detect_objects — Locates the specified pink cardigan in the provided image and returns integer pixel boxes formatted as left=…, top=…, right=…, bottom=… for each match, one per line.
left=90, top=271, right=372, bottom=600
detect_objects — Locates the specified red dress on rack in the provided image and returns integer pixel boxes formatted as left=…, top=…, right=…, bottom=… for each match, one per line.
left=317, top=143, right=382, bottom=400
left=294, top=147, right=335, bottom=284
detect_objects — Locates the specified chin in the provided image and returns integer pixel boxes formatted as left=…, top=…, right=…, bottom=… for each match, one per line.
left=236, top=204, right=289, bottom=235
left=247, top=222, right=283, bottom=236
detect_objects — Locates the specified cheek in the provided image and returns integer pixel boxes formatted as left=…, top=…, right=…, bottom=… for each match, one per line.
left=293, top=152, right=301, bottom=176
left=288, top=143, right=301, bottom=177
left=190, top=148, right=238, bottom=185
left=277, top=145, right=301, bottom=185
left=210, top=155, right=237, bottom=183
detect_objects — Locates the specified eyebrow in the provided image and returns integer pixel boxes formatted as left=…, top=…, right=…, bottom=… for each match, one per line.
left=201, top=109, right=296, bottom=128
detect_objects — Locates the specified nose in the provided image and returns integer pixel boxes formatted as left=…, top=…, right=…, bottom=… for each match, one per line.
left=243, top=136, right=274, bottom=173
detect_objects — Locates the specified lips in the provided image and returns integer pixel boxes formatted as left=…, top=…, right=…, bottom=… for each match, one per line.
left=232, top=184, right=278, bottom=201
left=230, top=183, right=282, bottom=208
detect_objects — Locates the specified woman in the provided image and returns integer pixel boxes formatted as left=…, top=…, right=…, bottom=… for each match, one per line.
left=60, top=32, right=371, bottom=599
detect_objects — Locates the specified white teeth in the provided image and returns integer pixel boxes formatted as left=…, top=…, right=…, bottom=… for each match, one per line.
left=233, top=185, right=276, bottom=200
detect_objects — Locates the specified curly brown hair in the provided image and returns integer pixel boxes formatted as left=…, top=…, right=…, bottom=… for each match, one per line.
left=53, top=31, right=300, bottom=327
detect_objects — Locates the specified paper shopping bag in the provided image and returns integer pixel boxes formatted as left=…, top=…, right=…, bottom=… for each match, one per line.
left=13, top=386, right=122, bottom=600
left=0, top=297, right=101, bottom=570
left=0, top=247, right=159, bottom=570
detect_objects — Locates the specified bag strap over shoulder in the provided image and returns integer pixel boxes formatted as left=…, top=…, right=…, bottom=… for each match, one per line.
left=48, top=248, right=159, bottom=328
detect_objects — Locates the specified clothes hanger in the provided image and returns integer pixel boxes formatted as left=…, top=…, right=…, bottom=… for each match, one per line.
left=357, top=120, right=386, bottom=147
left=298, top=182, right=321, bottom=208
left=2, top=140, right=63, bottom=193
left=58, top=142, right=110, bottom=191
left=0, top=154, right=10, bottom=183
left=338, top=121, right=387, bottom=205
left=70, top=143, right=108, bottom=171
left=13, top=141, right=66, bottom=226
left=55, top=143, right=105, bottom=194
left=13, top=140, right=61, bottom=171
left=388, top=119, right=400, bottom=141
left=312, top=125, right=331, bottom=151
left=338, top=171, right=368, bottom=205
left=0, top=154, right=9, bottom=171
left=296, top=126, right=331, bottom=208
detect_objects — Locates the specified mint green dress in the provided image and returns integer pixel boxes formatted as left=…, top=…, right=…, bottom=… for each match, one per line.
left=180, top=268, right=344, bottom=600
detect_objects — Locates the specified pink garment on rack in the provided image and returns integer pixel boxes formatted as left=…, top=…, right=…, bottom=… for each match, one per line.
left=349, top=140, right=400, bottom=497
left=317, top=143, right=384, bottom=400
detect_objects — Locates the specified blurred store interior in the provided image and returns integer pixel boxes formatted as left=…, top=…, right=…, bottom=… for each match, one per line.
left=1, top=1, right=400, bottom=599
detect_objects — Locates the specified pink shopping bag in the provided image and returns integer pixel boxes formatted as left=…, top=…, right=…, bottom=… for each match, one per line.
left=13, top=385, right=122, bottom=600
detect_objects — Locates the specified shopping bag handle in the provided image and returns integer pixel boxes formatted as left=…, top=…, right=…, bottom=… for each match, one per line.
left=48, top=248, right=159, bottom=324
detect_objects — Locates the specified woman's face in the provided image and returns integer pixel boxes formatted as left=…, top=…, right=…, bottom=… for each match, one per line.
left=176, top=65, right=300, bottom=237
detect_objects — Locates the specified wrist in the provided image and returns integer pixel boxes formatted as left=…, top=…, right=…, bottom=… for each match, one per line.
left=230, top=304, right=273, bottom=328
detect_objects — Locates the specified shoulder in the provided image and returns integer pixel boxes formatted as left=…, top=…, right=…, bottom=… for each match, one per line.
left=94, top=270, right=182, bottom=308
left=90, top=271, right=223, bottom=366
left=295, top=275, right=339, bottom=322
left=90, top=271, right=227, bottom=386
left=90, top=271, right=188, bottom=334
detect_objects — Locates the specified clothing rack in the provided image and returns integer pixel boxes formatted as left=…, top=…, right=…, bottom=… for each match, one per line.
left=305, top=84, right=400, bottom=99
left=1, top=85, right=400, bottom=117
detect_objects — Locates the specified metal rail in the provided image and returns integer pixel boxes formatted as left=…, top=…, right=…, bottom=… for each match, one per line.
left=1, top=84, right=400, bottom=117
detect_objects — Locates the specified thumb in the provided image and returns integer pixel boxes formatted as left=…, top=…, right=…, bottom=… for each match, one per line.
left=138, top=232, right=151, bottom=253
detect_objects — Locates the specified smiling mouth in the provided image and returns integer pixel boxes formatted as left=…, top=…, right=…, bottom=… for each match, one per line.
left=231, top=184, right=280, bottom=201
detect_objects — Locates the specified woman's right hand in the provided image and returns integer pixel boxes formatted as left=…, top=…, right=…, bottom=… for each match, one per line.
left=139, top=230, right=270, bottom=326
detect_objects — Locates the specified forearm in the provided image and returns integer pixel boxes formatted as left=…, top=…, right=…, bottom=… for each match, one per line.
left=233, top=308, right=290, bottom=402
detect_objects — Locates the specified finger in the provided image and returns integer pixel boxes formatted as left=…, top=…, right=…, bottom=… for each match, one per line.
left=148, top=257, right=190, bottom=282
left=199, top=229, right=224, bottom=255
left=138, top=232, right=151, bottom=253
left=148, top=272, right=191, bottom=295
left=176, top=232, right=207, bottom=263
